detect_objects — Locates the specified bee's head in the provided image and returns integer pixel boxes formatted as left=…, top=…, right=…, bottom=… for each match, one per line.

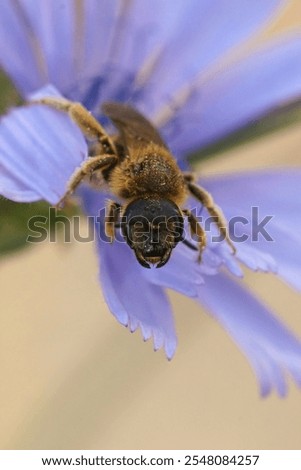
left=121, top=198, right=184, bottom=268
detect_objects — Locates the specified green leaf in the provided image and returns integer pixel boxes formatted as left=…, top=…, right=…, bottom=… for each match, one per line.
left=189, top=100, right=301, bottom=163
left=0, top=71, right=22, bottom=113
left=0, top=198, right=80, bottom=256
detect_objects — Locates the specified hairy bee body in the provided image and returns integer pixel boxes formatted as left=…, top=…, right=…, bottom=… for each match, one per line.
left=106, top=142, right=187, bottom=206
left=29, top=97, right=235, bottom=268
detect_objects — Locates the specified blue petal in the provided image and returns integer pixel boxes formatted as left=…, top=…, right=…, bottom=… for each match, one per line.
left=0, top=85, right=87, bottom=204
left=138, top=0, right=283, bottom=117
left=98, top=239, right=177, bottom=359
left=142, top=244, right=205, bottom=298
left=0, top=0, right=192, bottom=101
left=203, top=169, right=301, bottom=289
left=0, top=0, right=48, bottom=93
left=161, top=34, right=301, bottom=156
left=80, top=186, right=177, bottom=359
left=236, top=245, right=277, bottom=274
left=140, top=213, right=243, bottom=296
left=78, top=0, right=193, bottom=108
left=0, top=0, right=283, bottom=110
left=0, top=0, right=116, bottom=95
left=198, top=273, right=301, bottom=396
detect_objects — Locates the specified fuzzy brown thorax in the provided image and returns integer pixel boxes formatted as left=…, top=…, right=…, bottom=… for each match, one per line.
left=107, top=143, right=187, bottom=205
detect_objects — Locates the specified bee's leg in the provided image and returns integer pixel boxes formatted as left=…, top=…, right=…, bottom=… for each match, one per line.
left=28, top=98, right=117, bottom=155
left=182, top=172, right=194, bottom=183
left=184, top=177, right=236, bottom=254
left=57, top=153, right=118, bottom=208
left=105, top=200, right=121, bottom=242
left=182, top=239, right=198, bottom=251
left=182, top=209, right=206, bottom=262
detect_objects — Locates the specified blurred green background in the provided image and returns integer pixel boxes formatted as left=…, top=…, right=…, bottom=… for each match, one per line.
left=1, top=1, right=301, bottom=450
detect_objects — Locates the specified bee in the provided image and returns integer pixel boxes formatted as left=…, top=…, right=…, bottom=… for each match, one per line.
left=29, top=98, right=235, bottom=268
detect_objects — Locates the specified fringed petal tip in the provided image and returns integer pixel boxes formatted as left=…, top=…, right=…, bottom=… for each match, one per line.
left=203, top=170, right=301, bottom=290
left=250, top=351, right=288, bottom=398
left=104, top=298, right=177, bottom=359
left=237, top=245, right=278, bottom=274
left=214, top=243, right=244, bottom=278
left=126, top=316, right=177, bottom=360
left=198, top=273, right=301, bottom=397
left=95, top=228, right=178, bottom=362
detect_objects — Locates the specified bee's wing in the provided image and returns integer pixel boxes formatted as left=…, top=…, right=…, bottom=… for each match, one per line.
left=102, top=102, right=168, bottom=153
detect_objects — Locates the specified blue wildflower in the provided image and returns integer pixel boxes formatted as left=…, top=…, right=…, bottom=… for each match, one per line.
left=1, top=0, right=301, bottom=396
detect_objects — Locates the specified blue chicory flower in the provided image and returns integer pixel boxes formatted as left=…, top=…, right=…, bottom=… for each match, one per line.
left=1, top=0, right=301, bottom=396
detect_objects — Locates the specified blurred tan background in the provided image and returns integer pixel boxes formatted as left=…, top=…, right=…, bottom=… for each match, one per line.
left=1, top=1, right=301, bottom=450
